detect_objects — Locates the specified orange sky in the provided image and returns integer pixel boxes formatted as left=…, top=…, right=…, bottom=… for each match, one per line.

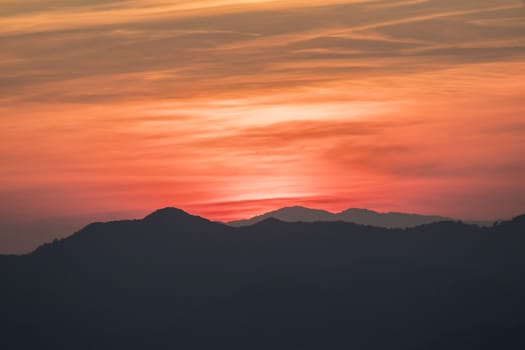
left=1, top=0, right=525, bottom=252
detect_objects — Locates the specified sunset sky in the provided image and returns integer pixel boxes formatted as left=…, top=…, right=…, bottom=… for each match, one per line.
left=1, top=0, right=525, bottom=253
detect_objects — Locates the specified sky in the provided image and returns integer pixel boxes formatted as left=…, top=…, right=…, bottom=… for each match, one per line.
left=1, top=0, right=525, bottom=253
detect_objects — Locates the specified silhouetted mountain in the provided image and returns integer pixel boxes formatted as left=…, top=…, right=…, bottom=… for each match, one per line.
left=228, top=205, right=452, bottom=228
left=144, top=207, right=209, bottom=224
left=2, top=208, right=525, bottom=350
left=228, top=206, right=334, bottom=226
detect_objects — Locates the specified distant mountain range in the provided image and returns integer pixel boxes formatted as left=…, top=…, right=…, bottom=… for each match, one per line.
left=2, top=207, right=524, bottom=349
left=228, top=206, right=456, bottom=228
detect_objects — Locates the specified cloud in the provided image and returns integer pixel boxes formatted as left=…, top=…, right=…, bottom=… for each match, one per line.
left=1, top=0, right=524, bottom=105
left=1, top=0, right=525, bottom=253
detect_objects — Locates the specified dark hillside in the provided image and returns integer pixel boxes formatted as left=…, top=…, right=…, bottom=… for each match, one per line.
left=2, top=208, right=525, bottom=349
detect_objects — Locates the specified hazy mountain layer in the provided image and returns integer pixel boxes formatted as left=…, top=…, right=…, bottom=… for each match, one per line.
left=228, top=206, right=452, bottom=228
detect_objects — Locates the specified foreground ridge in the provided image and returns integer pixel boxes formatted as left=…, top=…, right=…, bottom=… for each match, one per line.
left=1, top=208, right=524, bottom=350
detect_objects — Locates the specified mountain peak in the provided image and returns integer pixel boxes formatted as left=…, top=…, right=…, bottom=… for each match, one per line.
left=142, top=207, right=219, bottom=229
left=228, top=206, right=334, bottom=227
left=144, top=207, right=192, bottom=221
left=145, top=207, right=218, bottom=225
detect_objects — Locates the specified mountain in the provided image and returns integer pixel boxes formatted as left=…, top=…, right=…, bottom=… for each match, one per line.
left=228, top=206, right=334, bottom=226
left=2, top=208, right=525, bottom=350
left=228, top=206, right=452, bottom=228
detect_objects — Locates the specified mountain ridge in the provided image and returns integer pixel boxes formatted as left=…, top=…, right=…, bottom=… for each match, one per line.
left=228, top=205, right=453, bottom=228
left=2, top=207, right=525, bottom=349
left=7, top=206, right=514, bottom=258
